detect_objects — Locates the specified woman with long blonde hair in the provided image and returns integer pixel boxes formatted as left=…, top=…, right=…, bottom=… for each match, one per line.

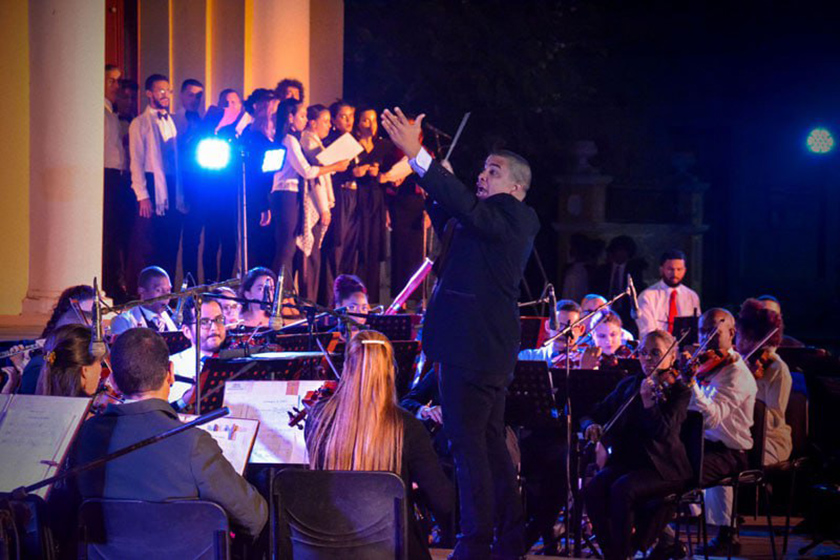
left=305, top=329, right=453, bottom=559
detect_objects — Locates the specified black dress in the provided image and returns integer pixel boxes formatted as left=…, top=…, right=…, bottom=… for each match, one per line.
left=388, top=173, right=427, bottom=299
left=240, top=124, right=276, bottom=269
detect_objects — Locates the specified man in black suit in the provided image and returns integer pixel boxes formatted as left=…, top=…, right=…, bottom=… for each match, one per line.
left=383, top=108, right=540, bottom=560
left=72, top=328, right=267, bottom=539
left=581, top=330, right=692, bottom=560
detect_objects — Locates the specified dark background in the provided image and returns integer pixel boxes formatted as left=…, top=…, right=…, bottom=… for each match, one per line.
left=343, top=0, right=840, bottom=348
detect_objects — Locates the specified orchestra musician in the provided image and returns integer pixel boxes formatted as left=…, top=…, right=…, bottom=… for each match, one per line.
left=305, top=330, right=454, bottom=560
left=635, top=250, right=701, bottom=338
left=518, top=299, right=587, bottom=367
left=736, top=298, right=792, bottom=466
left=237, top=267, right=277, bottom=329
left=592, top=311, right=636, bottom=370
left=580, top=294, right=635, bottom=346
left=110, top=266, right=177, bottom=335
left=71, top=328, right=267, bottom=541
left=581, top=330, right=692, bottom=560
left=35, top=324, right=102, bottom=399
left=333, top=274, right=370, bottom=338
left=383, top=107, right=539, bottom=560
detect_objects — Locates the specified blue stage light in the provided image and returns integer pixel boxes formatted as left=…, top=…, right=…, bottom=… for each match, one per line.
left=196, top=138, right=232, bottom=170
left=806, top=127, right=834, bottom=154
left=261, top=148, right=287, bottom=173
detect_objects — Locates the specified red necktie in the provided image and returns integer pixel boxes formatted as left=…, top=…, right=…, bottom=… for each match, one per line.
left=667, top=289, right=678, bottom=333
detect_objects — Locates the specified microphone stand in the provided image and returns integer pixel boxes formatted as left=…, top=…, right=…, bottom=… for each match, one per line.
left=554, top=286, right=633, bottom=557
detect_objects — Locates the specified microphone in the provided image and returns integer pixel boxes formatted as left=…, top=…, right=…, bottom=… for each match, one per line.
left=89, top=278, right=107, bottom=361
left=172, top=278, right=189, bottom=329
left=422, top=121, right=453, bottom=140
left=269, top=266, right=285, bottom=331
left=626, top=274, right=640, bottom=317
left=369, top=305, right=385, bottom=315
left=548, top=284, right=559, bottom=331
left=261, top=283, right=272, bottom=312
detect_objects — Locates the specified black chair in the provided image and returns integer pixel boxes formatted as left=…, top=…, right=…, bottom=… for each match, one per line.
left=77, top=499, right=230, bottom=559
left=764, top=372, right=810, bottom=554
left=706, top=399, right=776, bottom=560
left=669, top=410, right=709, bottom=560
left=273, top=470, right=408, bottom=560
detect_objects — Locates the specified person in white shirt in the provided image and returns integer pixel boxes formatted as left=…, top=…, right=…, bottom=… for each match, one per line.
left=518, top=299, right=586, bottom=367
left=111, top=266, right=177, bottom=336
left=103, top=65, right=132, bottom=302
left=271, top=99, right=348, bottom=290
left=580, top=294, right=635, bottom=346
left=127, top=74, right=183, bottom=292
left=689, top=308, right=758, bottom=556
left=170, top=298, right=228, bottom=410
left=635, top=249, right=700, bottom=338
left=299, top=104, right=337, bottom=301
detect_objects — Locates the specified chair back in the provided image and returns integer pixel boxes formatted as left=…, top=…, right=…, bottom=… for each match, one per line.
left=273, top=470, right=408, bottom=560
left=78, top=499, right=229, bottom=560
left=681, top=410, right=705, bottom=488
left=748, top=399, right=767, bottom=469
left=786, top=372, right=809, bottom=459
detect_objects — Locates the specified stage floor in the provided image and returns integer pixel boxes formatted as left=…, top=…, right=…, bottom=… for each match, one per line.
left=430, top=516, right=838, bottom=559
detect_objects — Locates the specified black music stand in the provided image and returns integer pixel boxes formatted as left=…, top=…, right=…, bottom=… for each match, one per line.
left=267, top=332, right=340, bottom=352
left=519, top=316, right=545, bottom=350
left=616, top=358, right=644, bottom=377
left=159, top=331, right=191, bottom=355
left=198, top=355, right=326, bottom=412
left=366, top=314, right=414, bottom=342
left=505, top=360, right=558, bottom=428
left=549, top=369, right=626, bottom=426
left=673, top=316, right=699, bottom=347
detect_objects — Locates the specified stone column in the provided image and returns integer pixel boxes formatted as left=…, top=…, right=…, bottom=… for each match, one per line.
left=246, top=0, right=311, bottom=94
left=23, top=0, right=105, bottom=315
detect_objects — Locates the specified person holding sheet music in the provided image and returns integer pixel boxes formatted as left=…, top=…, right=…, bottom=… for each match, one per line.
left=581, top=330, right=693, bottom=560
left=382, top=108, right=539, bottom=560
left=306, top=330, right=454, bottom=560
left=72, top=328, right=267, bottom=540
left=272, top=99, right=349, bottom=290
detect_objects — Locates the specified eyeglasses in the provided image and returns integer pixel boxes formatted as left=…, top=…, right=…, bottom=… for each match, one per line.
left=197, top=316, right=226, bottom=328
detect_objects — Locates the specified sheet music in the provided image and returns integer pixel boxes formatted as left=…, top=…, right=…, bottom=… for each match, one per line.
left=178, top=414, right=259, bottom=475
left=315, top=132, right=364, bottom=165
left=223, top=380, right=324, bottom=464
left=0, top=394, right=91, bottom=498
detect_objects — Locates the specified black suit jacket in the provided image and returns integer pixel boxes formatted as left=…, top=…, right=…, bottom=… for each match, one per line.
left=420, top=161, right=540, bottom=385
left=580, top=374, right=692, bottom=482
left=71, top=399, right=268, bottom=538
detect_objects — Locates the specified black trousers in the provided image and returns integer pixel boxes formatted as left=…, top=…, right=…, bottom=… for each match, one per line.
left=439, top=364, right=525, bottom=560
left=389, top=191, right=426, bottom=298
left=584, top=465, right=684, bottom=560
left=270, top=191, right=299, bottom=289
left=127, top=173, right=182, bottom=295
left=320, top=186, right=358, bottom=304
left=701, top=440, right=748, bottom=486
left=102, top=168, right=134, bottom=301
left=519, top=427, right=567, bottom=548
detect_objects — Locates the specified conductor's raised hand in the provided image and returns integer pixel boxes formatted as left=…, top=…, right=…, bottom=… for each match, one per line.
left=381, top=108, right=424, bottom=160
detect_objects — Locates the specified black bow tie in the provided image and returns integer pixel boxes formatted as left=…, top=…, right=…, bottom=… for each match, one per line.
left=157, top=112, right=170, bottom=121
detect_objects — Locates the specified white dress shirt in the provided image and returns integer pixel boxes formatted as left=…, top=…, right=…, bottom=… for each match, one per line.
left=128, top=105, right=179, bottom=214
left=104, top=99, right=126, bottom=171
left=689, top=349, right=757, bottom=451
left=169, top=345, right=204, bottom=403
left=110, top=306, right=178, bottom=336
left=271, top=133, right=321, bottom=193
left=757, top=351, right=793, bottom=464
left=636, top=279, right=701, bottom=337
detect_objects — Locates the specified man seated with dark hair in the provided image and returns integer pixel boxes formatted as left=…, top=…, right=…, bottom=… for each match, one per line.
left=72, top=328, right=267, bottom=539
left=111, top=266, right=177, bottom=335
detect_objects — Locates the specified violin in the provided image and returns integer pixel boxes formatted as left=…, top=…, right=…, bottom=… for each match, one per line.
left=747, top=348, right=774, bottom=380
left=650, top=349, right=736, bottom=402
left=288, top=381, right=338, bottom=428
left=689, top=349, right=738, bottom=381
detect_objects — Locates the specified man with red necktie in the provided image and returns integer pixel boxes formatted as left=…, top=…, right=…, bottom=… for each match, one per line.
left=635, top=249, right=701, bottom=338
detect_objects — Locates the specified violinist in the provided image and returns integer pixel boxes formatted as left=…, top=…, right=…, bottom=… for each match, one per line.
left=580, top=294, right=635, bottom=346
left=736, top=298, right=792, bottom=466
left=581, top=330, right=692, bottom=560
left=517, top=299, right=586, bottom=366
left=592, top=310, right=636, bottom=370
left=305, top=330, right=454, bottom=560
left=170, top=298, right=228, bottom=410
left=672, top=308, right=757, bottom=557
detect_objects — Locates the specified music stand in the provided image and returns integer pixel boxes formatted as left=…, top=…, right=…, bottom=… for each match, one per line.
left=366, top=314, right=414, bottom=342
left=549, top=369, right=626, bottom=426
left=198, top=354, right=326, bottom=412
left=267, top=332, right=340, bottom=352
left=158, top=331, right=191, bottom=355
left=505, top=360, right=558, bottom=428
left=519, top=316, right=544, bottom=350
left=616, top=358, right=644, bottom=377
left=673, top=316, right=699, bottom=347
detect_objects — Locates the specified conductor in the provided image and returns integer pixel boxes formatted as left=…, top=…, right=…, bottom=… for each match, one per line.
left=382, top=108, right=539, bottom=560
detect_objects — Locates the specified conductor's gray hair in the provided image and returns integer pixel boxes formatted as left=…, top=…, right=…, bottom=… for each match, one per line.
left=491, top=149, right=532, bottom=192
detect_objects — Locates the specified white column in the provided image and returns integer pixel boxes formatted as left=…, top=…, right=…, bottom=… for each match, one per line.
left=23, top=0, right=105, bottom=315
left=246, top=0, right=311, bottom=94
